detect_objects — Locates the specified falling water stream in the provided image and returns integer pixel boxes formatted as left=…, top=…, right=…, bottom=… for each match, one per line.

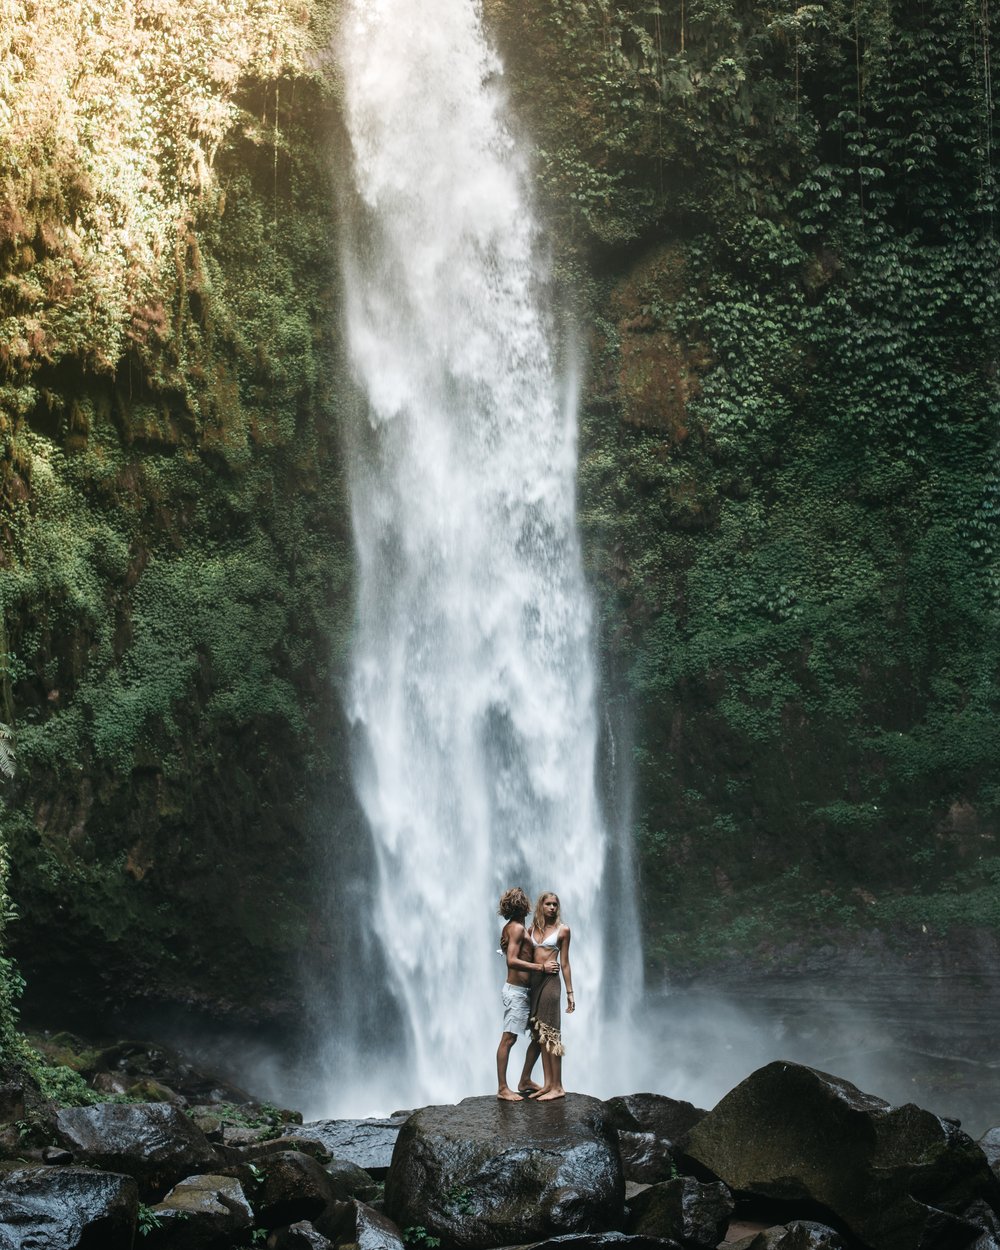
left=333, top=0, right=640, bottom=1110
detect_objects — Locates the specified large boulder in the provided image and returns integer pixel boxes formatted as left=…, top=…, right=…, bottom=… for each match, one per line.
left=522, top=1235, right=683, bottom=1250
left=603, top=1095, right=706, bottom=1145
left=728, top=1222, right=849, bottom=1250
left=294, top=1118, right=403, bottom=1178
left=981, top=1129, right=1000, bottom=1182
left=385, top=1094, right=624, bottom=1248
left=144, top=1173, right=254, bottom=1248
left=323, top=1156, right=381, bottom=1201
left=317, top=1198, right=407, bottom=1250
left=53, top=1102, right=219, bottom=1200
left=270, top=1224, right=336, bottom=1250
left=0, top=1165, right=137, bottom=1249
left=686, top=1061, right=1000, bottom=1250
left=625, top=1176, right=733, bottom=1247
left=616, top=1132, right=676, bottom=1185
left=251, top=1150, right=343, bottom=1227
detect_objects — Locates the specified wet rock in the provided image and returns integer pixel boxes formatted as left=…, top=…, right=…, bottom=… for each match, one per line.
left=295, top=1118, right=402, bottom=1178
left=145, top=1173, right=253, bottom=1248
left=40, top=1146, right=73, bottom=1164
left=225, top=1122, right=274, bottom=1146
left=252, top=1149, right=342, bottom=1226
left=727, top=1221, right=849, bottom=1250
left=269, top=1221, right=336, bottom=1249
left=686, top=1061, right=1000, bottom=1250
left=385, top=1093, right=623, bottom=1248
left=522, top=1234, right=683, bottom=1250
left=625, top=1176, right=732, bottom=1246
left=245, top=1135, right=333, bottom=1164
left=603, top=1095, right=706, bottom=1145
left=319, top=1198, right=406, bottom=1250
left=980, top=1129, right=1000, bottom=1180
left=53, top=1101, right=219, bottom=1199
left=94, top=1041, right=254, bottom=1105
left=324, top=1156, right=381, bottom=1201
left=965, top=1199, right=1000, bottom=1250
left=0, top=1165, right=137, bottom=1249
left=127, top=1077, right=185, bottom=1105
left=92, top=1071, right=130, bottom=1097
left=188, top=1109, right=225, bottom=1142
left=617, top=1132, right=675, bottom=1184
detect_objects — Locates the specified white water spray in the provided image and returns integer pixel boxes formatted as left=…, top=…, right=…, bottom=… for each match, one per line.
left=334, top=0, right=640, bottom=1111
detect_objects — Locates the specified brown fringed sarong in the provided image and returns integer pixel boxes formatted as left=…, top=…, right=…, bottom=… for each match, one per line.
left=529, top=970, right=565, bottom=1056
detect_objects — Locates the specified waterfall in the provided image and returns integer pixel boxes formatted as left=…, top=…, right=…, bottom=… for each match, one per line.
left=331, top=0, right=640, bottom=1111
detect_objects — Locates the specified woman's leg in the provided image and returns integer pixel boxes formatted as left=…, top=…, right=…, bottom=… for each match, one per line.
left=535, top=1051, right=564, bottom=1100
left=529, top=1041, right=554, bottom=1097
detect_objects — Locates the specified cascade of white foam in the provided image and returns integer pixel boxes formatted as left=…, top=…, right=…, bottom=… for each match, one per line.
left=334, top=0, right=640, bottom=1110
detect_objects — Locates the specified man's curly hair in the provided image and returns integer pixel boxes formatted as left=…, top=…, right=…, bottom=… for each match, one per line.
left=498, top=886, right=531, bottom=920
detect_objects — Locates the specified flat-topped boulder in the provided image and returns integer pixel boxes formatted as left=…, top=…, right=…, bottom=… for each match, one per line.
left=293, top=1118, right=404, bottom=1178
left=385, top=1093, right=624, bottom=1249
left=602, top=1095, right=706, bottom=1145
left=686, top=1061, right=1000, bottom=1250
left=52, top=1102, right=219, bottom=1200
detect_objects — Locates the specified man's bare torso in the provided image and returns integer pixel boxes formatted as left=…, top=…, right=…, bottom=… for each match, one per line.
left=501, top=919, right=534, bottom=987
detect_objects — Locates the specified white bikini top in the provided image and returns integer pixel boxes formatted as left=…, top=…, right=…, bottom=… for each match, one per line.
left=530, top=925, right=562, bottom=950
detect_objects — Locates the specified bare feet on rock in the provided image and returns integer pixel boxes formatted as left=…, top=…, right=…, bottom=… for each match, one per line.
left=534, top=1088, right=565, bottom=1101
left=497, top=1088, right=523, bottom=1101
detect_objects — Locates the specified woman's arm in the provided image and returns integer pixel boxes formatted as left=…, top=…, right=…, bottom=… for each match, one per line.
left=560, top=926, right=574, bottom=1012
left=506, top=923, right=556, bottom=974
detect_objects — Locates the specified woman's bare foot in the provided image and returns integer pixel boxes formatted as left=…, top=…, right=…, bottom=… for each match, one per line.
left=534, top=1088, right=565, bottom=1101
left=518, top=1080, right=541, bottom=1095
left=497, top=1087, right=523, bottom=1101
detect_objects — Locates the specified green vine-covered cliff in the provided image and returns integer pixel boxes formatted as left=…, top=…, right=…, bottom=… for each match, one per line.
left=0, top=0, right=997, bottom=1032
left=490, top=0, right=999, bottom=972
left=0, top=0, right=358, bottom=1022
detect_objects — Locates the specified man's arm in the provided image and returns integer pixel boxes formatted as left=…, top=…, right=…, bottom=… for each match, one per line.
left=505, top=922, right=556, bottom=974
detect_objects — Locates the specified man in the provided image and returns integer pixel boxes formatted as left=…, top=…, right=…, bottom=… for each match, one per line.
left=496, top=887, right=556, bottom=1101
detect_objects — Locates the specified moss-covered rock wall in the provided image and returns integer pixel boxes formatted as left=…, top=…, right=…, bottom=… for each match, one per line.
left=488, top=0, right=999, bottom=975
left=0, top=0, right=360, bottom=1022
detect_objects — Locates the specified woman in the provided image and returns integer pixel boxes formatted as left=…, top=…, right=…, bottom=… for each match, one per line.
left=527, top=891, right=574, bottom=1100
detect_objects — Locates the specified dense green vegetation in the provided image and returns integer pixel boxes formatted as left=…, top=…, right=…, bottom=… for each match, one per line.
left=0, top=0, right=355, bottom=1020
left=492, top=0, right=999, bottom=970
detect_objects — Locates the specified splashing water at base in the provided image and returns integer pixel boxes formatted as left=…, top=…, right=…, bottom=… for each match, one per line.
left=327, top=0, right=641, bottom=1113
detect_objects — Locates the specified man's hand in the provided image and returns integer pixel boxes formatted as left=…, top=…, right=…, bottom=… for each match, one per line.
left=545, top=959, right=557, bottom=974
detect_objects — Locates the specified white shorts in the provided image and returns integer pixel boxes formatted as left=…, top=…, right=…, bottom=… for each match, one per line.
left=501, top=983, right=530, bottom=1036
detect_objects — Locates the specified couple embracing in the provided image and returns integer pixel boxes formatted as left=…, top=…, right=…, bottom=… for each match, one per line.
left=496, top=887, right=575, bottom=1102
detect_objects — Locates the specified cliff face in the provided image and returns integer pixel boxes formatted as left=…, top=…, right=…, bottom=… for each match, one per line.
left=0, top=0, right=997, bottom=1026
left=488, top=0, right=999, bottom=972
left=0, top=0, right=360, bottom=1021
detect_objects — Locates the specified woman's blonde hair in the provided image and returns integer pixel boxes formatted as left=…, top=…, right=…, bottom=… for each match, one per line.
left=531, top=892, right=561, bottom=935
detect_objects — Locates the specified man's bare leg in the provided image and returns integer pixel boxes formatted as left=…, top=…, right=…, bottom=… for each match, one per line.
left=518, top=1039, right=541, bottom=1093
left=496, top=1032, right=523, bottom=1100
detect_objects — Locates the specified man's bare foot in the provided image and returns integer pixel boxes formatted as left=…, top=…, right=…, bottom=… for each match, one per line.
left=497, top=1088, right=523, bottom=1101
left=518, top=1081, right=541, bottom=1095
left=534, top=1088, right=565, bottom=1101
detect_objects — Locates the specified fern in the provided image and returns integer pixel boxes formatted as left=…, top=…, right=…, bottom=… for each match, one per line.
left=0, top=724, right=14, bottom=780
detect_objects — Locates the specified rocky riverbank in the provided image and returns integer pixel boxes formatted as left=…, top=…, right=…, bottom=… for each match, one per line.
left=3, top=1045, right=1000, bottom=1250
